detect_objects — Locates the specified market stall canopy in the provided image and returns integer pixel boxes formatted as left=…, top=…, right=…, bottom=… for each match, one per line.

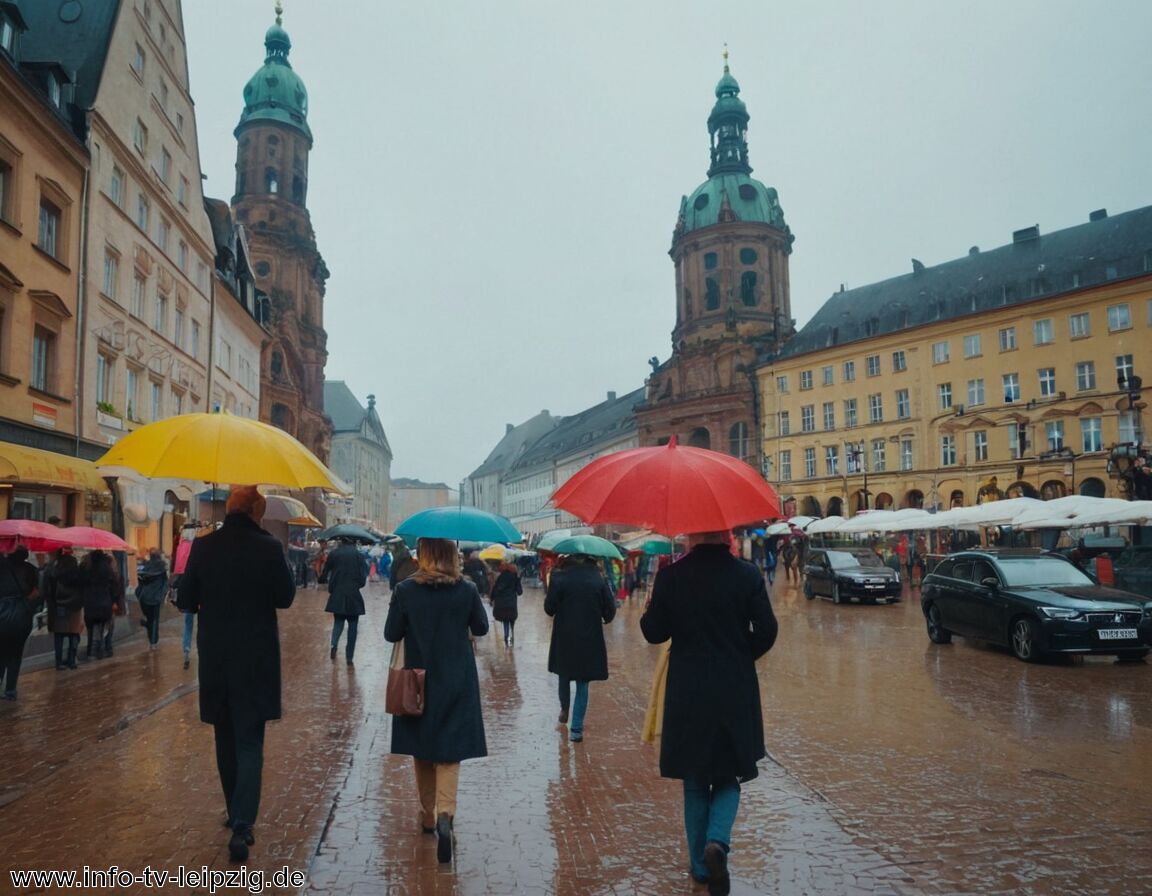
left=1067, top=500, right=1152, bottom=528
left=1012, top=496, right=1131, bottom=530
left=0, top=444, right=109, bottom=492
left=805, top=516, right=846, bottom=535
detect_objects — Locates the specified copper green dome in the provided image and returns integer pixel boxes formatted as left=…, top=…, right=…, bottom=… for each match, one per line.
left=235, top=13, right=312, bottom=144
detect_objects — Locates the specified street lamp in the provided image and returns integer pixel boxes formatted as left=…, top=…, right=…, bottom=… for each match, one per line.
left=846, top=443, right=868, bottom=511
left=1118, top=371, right=1144, bottom=445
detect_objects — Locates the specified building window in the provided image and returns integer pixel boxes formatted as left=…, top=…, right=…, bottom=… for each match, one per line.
left=892, top=350, right=906, bottom=372
left=1120, top=411, right=1138, bottom=443
left=157, top=218, right=170, bottom=252
left=1081, top=417, right=1102, bottom=452
left=136, top=193, right=149, bottom=230
left=1038, top=367, right=1057, bottom=397
left=801, top=405, right=815, bottom=432
left=932, top=341, right=949, bottom=364
left=133, top=119, right=148, bottom=155
left=1117, top=354, right=1135, bottom=388
left=842, top=360, right=855, bottom=382
left=822, top=366, right=834, bottom=386
left=779, top=450, right=791, bottom=482
left=154, top=294, right=167, bottom=335
left=938, top=382, right=952, bottom=410
left=800, top=370, right=812, bottom=390
left=191, top=320, right=201, bottom=360
left=173, top=308, right=184, bottom=350
left=804, top=447, right=816, bottom=479
left=963, top=334, right=982, bottom=358
left=868, top=393, right=883, bottom=423
left=158, top=79, right=169, bottom=111
left=131, top=272, right=146, bottom=317
left=1008, top=422, right=1025, bottom=459
left=866, top=354, right=881, bottom=377
left=126, top=368, right=139, bottom=420
left=822, top=402, right=835, bottom=431
left=871, top=438, right=886, bottom=472
left=844, top=398, right=857, bottom=428
left=740, top=271, right=757, bottom=306
left=131, top=43, right=145, bottom=77
left=1107, top=303, right=1132, bottom=332
left=703, top=252, right=717, bottom=270
left=150, top=380, right=163, bottom=421
left=265, top=168, right=278, bottom=193
left=728, top=422, right=750, bottom=460
left=160, top=148, right=172, bottom=184
left=96, top=353, right=113, bottom=405
left=776, top=375, right=788, bottom=393
left=739, top=248, right=757, bottom=265
left=30, top=326, right=55, bottom=392
left=941, top=435, right=956, bottom=466
left=1075, top=361, right=1096, bottom=392
left=999, top=326, right=1016, bottom=351
left=37, top=198, right=61, bottom=258
left=967, top=378, right=985, bottom=407
left=177, top=240, right=188, bottom=271
left=824, top=445, right=839, bottom=476
left=0, top=18, right=14, bottom=53
left=1033, top=318, right=1054, bottom=345
left=178, top=175, right=189, bottom=207
left=845, top=442, right=863, bottom=473
left=896, top=388, right=910, bottom=419
left=1003, top=372, right=1020, bottom=402
left=900, top=438, right=914, bottom=471
left=1069, top=312, right=1090, bottom=338
left=1046, top=420, right=1065, bottom=452
left=102, top=251, right=119, bottom=299
left=705, top=277, right=719, bottom=310
left=172, top=390, right=183, bottom=415
left=777, top=411, right=789, bottom=436
left=110, top=166, right=125, bottom=207
left=974, top=430, right=988, bottom=462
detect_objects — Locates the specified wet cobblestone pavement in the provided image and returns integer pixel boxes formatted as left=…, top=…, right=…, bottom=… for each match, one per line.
left=2, top=576, right=1150, bottom=894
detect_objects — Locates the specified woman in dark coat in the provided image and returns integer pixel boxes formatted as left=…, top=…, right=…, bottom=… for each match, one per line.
left=384, top=537, right=488, bottom=864
left=0, top=551, right=39, bottom=699
left=80, top=550, right=120, bottom=660
left=544, top=554, right=616, bottom=743
left=135, top=549, right=169, bottom=650
left=320, top=538, right=367, bottom=664
left=640, top=532, right=778, bottom=895
left=42, top=548, right=83, bottom=668
left=489, top=558, right=522, bottom=646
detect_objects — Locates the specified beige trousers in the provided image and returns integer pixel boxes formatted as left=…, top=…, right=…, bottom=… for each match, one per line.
left=413, top=759, right=461, bottom=826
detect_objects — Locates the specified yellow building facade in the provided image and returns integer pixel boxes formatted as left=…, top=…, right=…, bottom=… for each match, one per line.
left=759, top=208, right=1152, bottom=519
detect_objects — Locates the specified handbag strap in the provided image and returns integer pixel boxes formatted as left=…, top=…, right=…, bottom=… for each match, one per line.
left=389, top=639, right=405, bottom=670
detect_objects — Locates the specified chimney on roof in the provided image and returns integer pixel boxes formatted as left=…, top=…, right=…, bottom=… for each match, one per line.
left=1089, top=208, right=1108, bottom=222
left=911, top=259, right=925, bottom=274
left=506, top=423, right=513, bottom=434
left=1012, top=225, right=1040, bottom=244
left=607, top=391, right=616, bottom=401
left=968, top=246, right=980, bottom=256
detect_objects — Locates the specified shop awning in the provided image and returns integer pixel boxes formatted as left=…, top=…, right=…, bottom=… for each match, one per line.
left=0, top=444, right=110, bottom=492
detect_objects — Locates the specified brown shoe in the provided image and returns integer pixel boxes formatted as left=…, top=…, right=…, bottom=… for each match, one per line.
left=703, top=841, right=729, bottom=896
left=558, top=708, right=569, bottom=725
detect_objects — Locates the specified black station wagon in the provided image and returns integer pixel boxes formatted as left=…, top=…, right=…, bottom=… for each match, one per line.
left=803, top=548, right=902, bottom=604
left=920, top=549, right=1151, bottom=663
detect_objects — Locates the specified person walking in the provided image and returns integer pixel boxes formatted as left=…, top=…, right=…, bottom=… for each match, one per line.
left=42, top=547, right=82, bottom=669
left=544, top=553, right=617, bottom=743
left=320, top=537, right=367, bottom=665
left=640, top=531, right=778, bottom=896
left=0, top=550, right=39, bottom=699
left=461, top=548, right=489, bottom=598
left=389, top=544, right=418, bottom=589
left=135, top=549, right=168, bottom=650
left=384, top=537, right=488, bottom=864
left=80, top=549, right=120, bottom=660
left=170, top=525, right=197, bottom=669
left=489, top=556, right=522, bottom=646
left=780, top=537, right=797, bottom=584
left=176, top=486, right=296, bottom=863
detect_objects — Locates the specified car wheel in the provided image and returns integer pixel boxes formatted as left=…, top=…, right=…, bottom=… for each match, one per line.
left=803, top=579, right=814, bottom=600
left=832, top=583, right=843, bottom=604
left=1010, top=617, right=1043, bottom=663
left=925, top=603, right=951, bottom=644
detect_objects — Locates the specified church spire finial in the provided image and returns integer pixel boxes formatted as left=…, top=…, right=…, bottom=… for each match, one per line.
left=722, top=43, right=729, bottom=72
left=275, top=0, right=283, bottom=25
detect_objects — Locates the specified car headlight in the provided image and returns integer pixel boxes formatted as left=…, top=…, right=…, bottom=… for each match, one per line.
left=1038, top=606, right=1082, bottom=620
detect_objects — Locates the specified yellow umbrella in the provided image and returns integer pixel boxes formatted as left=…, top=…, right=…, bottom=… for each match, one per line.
left=263, top=494, right=323, bottom=526
left=96, top=412, right=350, bottom=493
left=479, top=544, right=508, bottom=561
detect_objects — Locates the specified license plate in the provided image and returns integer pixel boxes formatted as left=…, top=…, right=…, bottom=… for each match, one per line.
left=1097, top=628, right=1138, bottom=640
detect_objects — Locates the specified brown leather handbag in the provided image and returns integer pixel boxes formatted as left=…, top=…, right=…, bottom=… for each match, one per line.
left=386, top=641, right=425, bottom=716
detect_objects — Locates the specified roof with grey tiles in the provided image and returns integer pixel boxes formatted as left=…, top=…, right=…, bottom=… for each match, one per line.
left=777, top=205, right=1152, bottom=360
left=468, top=411, right=560, bottom=480
left=16, top=0, right=119, bottom=114
left=510, top=388, right=644, bottom=473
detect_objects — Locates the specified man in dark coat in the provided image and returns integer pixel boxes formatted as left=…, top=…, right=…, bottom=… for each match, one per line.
left=640, top=531, right=778, bottom=896
left=544, top=555, right=616, bottom=742
left=320, top=537, right=367, bottom=664
left=177, top=485, right=296, bottom=863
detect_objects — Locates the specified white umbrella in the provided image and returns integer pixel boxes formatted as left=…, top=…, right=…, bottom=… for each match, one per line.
left=836, top=510, right=899, bottom=533
left=805, top=516, right=845, bottom=535
left=884, top=509, right=938, bottom=531
left=764, top=521, right=793, bottom=536
left=1064, top=500, right=1152, bottom=529
left=1013, top=496, right=1130, bottom=530
left=787, top=515, right=818, bottom=529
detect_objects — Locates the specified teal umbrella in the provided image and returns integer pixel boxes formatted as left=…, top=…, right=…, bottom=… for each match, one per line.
left=396, top=506, right=521, bottom=544
left=315, top=523, right=379, bottom=544
left=642, top=537, right=674, bottom=555
left=550, top=534, right=625, bottom=560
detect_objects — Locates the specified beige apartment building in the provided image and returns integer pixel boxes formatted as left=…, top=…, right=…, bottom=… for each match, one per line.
left=760, top=207, right=1152, bottom=519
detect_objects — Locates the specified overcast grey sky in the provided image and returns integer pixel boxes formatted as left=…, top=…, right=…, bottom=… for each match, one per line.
left=184, top=1, right=1152, bottom=487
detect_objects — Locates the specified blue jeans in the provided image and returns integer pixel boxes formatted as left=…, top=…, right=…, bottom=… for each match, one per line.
left=501, top=620, right=515, bottom=643
left=182, top=612, right=195, bottom=654
left=682, top=777, right=740, bottom=880
left=559, top=678, right=590, bottom=734
left=331, top=614, right=359, bottom=660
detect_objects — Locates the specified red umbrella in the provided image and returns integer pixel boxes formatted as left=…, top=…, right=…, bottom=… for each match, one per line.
left=549, top=436, right=781, bottom=535
left=0, top=519, right=70, bottom=552
left=54, top=526, right=134, bottom=552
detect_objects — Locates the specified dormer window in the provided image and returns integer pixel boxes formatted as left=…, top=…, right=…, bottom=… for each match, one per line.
left=1, top=19, right=15, bottom=54
left=47, top=73, right=61, bottom=107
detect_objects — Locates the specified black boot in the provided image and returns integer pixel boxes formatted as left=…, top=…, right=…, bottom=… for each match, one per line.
left=66, top=637, right=78, bottom=669
left=54, top=634, right=65, bottom=670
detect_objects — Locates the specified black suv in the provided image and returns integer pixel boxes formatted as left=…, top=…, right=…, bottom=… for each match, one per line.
left=921, top=549, right=1150, bottom=663
left=803, top=548, right=901, bottom=604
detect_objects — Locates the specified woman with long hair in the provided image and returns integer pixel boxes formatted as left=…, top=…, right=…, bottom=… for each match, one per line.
left=489, top=556, right=522, bottom=646
left=384, top=538, right=488, bottom=864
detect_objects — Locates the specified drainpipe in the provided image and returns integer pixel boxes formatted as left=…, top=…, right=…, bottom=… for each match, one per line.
left=73, top=164, right=89, bottom=456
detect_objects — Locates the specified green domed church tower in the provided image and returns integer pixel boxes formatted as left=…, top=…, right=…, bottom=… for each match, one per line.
left=231, top=2, right=332, bottom=465
left=636, top=54, right=794, bottom=472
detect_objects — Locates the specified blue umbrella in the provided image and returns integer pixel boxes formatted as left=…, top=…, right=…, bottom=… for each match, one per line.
left=396, top=506, right=521, bottom=544
left=549, top=534, right=625, bottom=560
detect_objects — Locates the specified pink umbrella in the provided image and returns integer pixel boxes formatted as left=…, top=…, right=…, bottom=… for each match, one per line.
left=54, top=526, right=134, bottom=552
left=0, top=519, right=70, bottom=552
